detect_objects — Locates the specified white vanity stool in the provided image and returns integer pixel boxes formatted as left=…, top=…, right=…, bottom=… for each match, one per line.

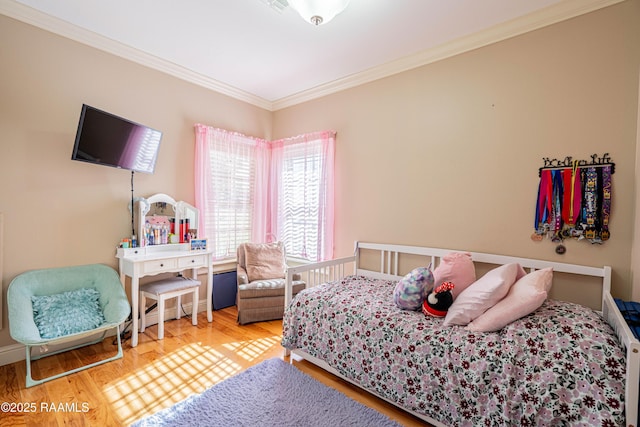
left=139, top=277, right=201, bottom=340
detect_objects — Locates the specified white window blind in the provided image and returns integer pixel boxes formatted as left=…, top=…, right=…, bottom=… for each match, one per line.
left=204, top=132, right=256, bottom=259
left=277, top=139, right=326, bottom=261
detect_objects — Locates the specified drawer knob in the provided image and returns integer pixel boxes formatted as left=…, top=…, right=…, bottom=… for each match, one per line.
left=160, top=263, right=164, bottom=267
left=191, top=259, right=195, bottom=263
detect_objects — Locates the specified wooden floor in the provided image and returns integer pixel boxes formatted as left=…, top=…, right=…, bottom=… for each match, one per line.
left=0, top=306, right=428, bottom=426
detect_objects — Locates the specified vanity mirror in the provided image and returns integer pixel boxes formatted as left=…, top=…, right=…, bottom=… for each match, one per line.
left=134, top=193, right=199, bottom=247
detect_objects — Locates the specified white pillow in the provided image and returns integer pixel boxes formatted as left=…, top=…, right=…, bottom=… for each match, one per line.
left=466, top=267, right=553, bottom=332
left=443, top=263, right=524, bottom=326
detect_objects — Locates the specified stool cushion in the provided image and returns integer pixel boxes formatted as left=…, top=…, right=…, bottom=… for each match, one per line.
left=141, top=278, right=201, bottom=295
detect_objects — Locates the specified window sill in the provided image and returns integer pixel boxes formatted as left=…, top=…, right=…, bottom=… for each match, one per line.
left=287, top=257, right=312, bottom=266
left=212, top=258, right=237, bottom=273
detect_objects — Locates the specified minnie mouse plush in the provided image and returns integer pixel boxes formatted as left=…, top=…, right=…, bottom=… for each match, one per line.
left=422, top=282, right=455, bottom=317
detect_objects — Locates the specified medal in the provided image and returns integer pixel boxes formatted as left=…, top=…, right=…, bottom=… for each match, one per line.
left=531, top=232, right=543, bottom=242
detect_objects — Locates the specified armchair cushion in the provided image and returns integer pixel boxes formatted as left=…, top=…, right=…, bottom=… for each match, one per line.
left=32, top=288, right=105, bottom=339
left=243, top=242, right=286, bottom=282
left=237, top=265, right=249, bottom=285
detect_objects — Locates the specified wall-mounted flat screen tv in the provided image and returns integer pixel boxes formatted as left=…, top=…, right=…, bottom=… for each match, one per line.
left=71, top=104, right=162, bottom=174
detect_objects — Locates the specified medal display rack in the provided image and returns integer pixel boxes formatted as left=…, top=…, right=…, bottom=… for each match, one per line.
left=538, top=153, right=615, bottom=177
left=533, top=153, right=614, bottom=252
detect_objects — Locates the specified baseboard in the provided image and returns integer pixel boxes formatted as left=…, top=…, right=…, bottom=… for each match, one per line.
left=0, top=300, right=207, bottom=367
left=0, top=343, right=25, bottom=367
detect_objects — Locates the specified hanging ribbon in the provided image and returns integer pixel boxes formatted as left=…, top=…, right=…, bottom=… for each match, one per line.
left=534, top=169, right=553, bottom=232
left=551, top=170, right=564, bottom=238
left=583, top=167, right=598, bottom=240
left=600, top=165, right=612, bottom=241
left=561, top=161, right=581, bottom=226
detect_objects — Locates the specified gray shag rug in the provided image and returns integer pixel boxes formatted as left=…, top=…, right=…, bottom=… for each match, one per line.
left=132, top=358, right=401, bottom=427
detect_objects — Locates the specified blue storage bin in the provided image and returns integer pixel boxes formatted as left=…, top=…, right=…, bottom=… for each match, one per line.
left=614, top=298, right=640, bottom=339
left=213, top=271, right=237, bottom=310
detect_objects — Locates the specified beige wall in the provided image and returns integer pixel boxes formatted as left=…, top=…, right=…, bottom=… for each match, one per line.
left=1, top=1, right=639, bottom=351
left=635, top=69, right=640, bottom=302
left=273, top=0, right=640, bottom=298
left=0, top=15, right=272, bottom=347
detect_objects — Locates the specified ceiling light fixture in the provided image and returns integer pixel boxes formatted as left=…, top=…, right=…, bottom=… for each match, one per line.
left=287, top=0, right=351, bottom=26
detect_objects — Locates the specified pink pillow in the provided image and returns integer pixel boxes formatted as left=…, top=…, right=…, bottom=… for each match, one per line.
left=466, top=267, right=553, bottom=332
left=433, top=252, right=476, bottom=299
left=243, top=242, right=286, bottom=282
left=443, top=263, right=525, bottom=326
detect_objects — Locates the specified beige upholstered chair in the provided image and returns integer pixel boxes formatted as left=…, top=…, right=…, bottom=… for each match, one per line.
left=236, top=242, right=306, bottom=325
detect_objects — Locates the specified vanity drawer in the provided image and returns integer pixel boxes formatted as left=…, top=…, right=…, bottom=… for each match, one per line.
left=178, top=254, right=207, bottom=268
left=142, top=258, right=178, bottom=274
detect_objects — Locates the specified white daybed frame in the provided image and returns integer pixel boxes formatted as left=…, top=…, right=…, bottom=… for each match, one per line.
left=284, top=242, right=640, bottom=427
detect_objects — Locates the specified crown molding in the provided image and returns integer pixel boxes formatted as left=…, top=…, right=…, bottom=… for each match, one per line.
left=271, top=0, right=626, bottom=111
left=0, top=0, right=274, bottom=110
left=1, top=0, right=625, bottom=112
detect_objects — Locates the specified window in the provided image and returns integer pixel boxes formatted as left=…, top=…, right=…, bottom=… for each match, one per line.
left=195, top=125, right=335, bottom=262
left=272, top=132, right=335, bottom=261
left=208, top=144, right=254, bottom=259
left=195, top=126, right=260, bottom=259
left=281, top=152, right=321, bottom=259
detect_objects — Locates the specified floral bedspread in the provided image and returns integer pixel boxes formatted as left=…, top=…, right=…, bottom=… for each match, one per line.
left=281, top=275, right=627, bottom=426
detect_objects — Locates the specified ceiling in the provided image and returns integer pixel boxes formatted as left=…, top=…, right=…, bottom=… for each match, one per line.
left=1, top=0, right=623, bottom=110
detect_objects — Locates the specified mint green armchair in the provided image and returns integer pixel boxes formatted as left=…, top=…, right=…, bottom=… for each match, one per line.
left=8, top=264, right=130, bottom=387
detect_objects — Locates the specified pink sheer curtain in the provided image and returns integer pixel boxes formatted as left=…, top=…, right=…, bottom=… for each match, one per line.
left=252, top=139, right=271, bottom=243
left=194, top=124, right=269, bottom=258
left=270, top=131, right=335, bottom=261
left=195, top=124, right=335, bottom=261
left=194, top=124, right=211, bottom=237
left=269, top=139, right=283, bottom=244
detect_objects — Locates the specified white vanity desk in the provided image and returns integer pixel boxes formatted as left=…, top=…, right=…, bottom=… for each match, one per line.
left=116, top=193, right=212, bottom=347
left=116, top=244, right=213, bottom=347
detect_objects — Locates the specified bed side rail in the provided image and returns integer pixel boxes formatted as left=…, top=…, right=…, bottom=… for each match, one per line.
left=603, top=292, right=639, bottom=427
left=285, top=256, right=356, bottom=307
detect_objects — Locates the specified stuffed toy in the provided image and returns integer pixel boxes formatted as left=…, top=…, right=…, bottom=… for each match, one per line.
left=422, top=282, right=455, bottom=317
left=393, top=266, right=434, bottom=311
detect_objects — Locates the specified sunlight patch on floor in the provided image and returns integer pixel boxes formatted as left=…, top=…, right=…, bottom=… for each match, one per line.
left=105, top=335, right=283, bottom=425
left=222, top=335, right=281, bottom=362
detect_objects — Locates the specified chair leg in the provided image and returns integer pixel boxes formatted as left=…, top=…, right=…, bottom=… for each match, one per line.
left=139, top=292, right=146, bottom=333
left=25, top=345, right=35, bottom=387
left=158, top=296, right=165, bottom=340
left=138, top=286, right=201, bottom=341
left=24, top=326, right=124, bottom=388
left=192, top=289, right=198, bottom=326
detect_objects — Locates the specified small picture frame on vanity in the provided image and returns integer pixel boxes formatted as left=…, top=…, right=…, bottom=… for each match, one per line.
left=190, top=239, right=207, bottom=251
